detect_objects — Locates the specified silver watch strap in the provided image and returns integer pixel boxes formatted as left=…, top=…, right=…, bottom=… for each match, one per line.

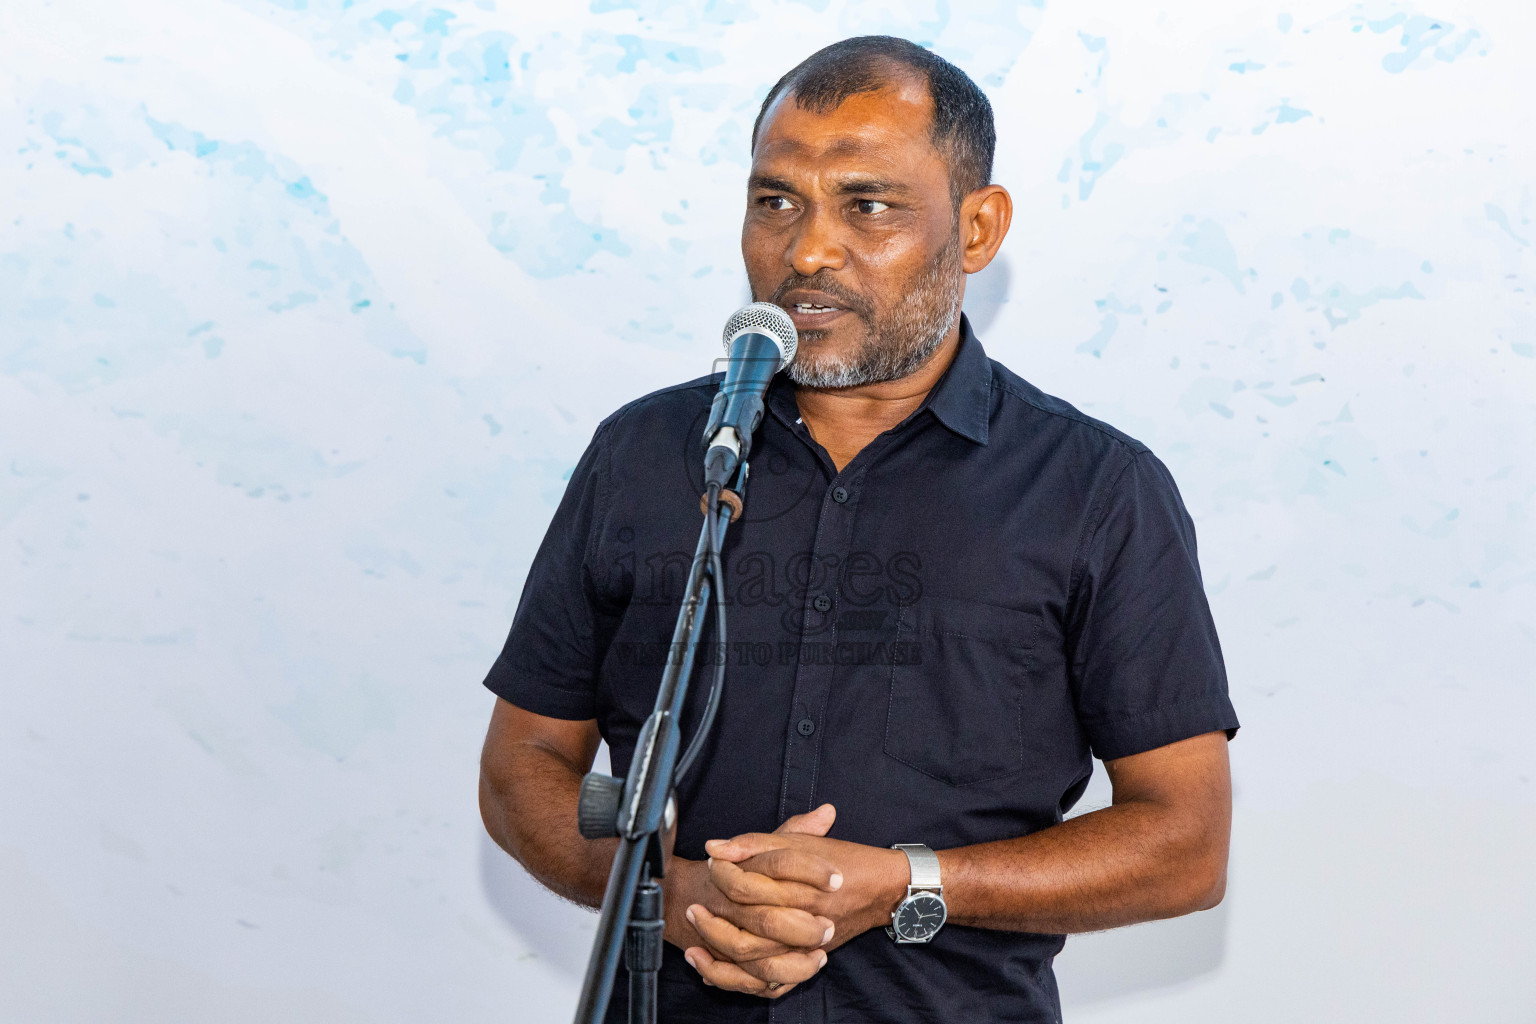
left=892, top=844, right=941, bottom=890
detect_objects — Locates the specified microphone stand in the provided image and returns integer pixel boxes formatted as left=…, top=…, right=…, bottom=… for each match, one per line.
left=571, top=466, right=745, bottom=1024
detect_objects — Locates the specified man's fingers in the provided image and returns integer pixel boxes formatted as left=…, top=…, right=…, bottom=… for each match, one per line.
left=693, top=900, right=834, bottom=950
left=689, top=903, right=832, bottom=960
left=684, top=945, right=826, bottom=997
left=704, top=804, right=837, bottom=863
left=704, top=831, right=785, bottom=863
left=687, top=904, right=789, bottom=961
left=774, top=803, right=837, bottom=837
left=685, top=946, right=779, bottom=995
left=709, top=856, right=825, bottom=910
left=735, top=846, right=844, bottom=892
left=738, top=948, right=829, bottom=987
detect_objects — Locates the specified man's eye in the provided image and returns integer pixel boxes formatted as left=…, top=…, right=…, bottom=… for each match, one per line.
left=855, top=199, right=889, bottom=215
left=762, top=196, right=794, bottom=211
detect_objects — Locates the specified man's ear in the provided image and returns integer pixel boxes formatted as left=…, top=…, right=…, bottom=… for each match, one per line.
left=959, top=184, right=1013, bottom=275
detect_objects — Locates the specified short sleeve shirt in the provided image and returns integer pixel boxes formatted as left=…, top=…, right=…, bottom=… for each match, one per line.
left=484, top=317, right=1239, bottom=1024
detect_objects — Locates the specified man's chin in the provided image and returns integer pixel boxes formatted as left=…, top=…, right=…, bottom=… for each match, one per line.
left=787, top=350, right=872, bottom=389
left=787, top=333, right=851, bottom=376
left=783, top=317, right=892, bottom=387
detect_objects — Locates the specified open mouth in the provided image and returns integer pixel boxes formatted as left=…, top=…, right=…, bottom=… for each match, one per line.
left=790, top=302, right=840, bottom=315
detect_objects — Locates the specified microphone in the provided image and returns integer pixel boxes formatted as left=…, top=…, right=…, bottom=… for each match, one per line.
left=701, top=302, right=798, bottom=492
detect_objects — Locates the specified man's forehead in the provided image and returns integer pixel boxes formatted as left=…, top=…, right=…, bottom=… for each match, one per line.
left=753, top=76, right=937, bottom=164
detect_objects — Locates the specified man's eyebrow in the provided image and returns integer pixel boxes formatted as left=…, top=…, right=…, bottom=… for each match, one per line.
left=830, top=176, right=910, bottom=196
left=748, top=174, right=798, bottom=193
left=747, top=174, right=913, bottom=196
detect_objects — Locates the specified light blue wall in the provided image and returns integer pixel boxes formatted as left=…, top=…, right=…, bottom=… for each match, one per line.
left=2, top=1, right=1532, bottom=1021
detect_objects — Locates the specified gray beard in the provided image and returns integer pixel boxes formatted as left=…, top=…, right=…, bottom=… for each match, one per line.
left=785, top=233, right=964, bottom=390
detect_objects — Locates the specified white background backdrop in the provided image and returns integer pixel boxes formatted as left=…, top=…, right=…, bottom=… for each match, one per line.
left=2, top=1, right=1533, bottom=1021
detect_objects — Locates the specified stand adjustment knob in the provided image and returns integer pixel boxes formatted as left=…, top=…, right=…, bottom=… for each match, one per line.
left=577, top=772, right=625, bottom=839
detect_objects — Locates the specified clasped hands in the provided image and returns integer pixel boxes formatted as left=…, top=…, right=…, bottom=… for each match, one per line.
left=662, top=804, right=907, bottom=998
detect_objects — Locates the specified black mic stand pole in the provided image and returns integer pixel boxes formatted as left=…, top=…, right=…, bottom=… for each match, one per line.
left=571, top=469, right=744, bottom=1024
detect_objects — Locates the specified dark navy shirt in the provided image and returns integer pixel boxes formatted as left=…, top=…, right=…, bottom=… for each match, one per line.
left=485, top=317, right=1239, bottom=1024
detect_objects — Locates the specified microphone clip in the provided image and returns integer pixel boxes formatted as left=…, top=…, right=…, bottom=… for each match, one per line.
left=698, top=486, right=745, bottom=523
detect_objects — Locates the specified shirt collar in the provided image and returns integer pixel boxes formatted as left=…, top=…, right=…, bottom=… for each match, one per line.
left=920, top=314, right=991, bottom=445
left=766, top=313, right=993, bottom=446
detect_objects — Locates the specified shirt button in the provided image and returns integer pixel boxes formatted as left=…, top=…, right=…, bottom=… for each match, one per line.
left=796, top=718, right=816, bottom=737
left=832, top=486, right=849, bottom=503
left=812, top=594, right=832, bottom=613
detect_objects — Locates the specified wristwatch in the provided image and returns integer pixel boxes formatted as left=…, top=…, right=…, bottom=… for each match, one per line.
left=886, top=844, right=947, bottom=944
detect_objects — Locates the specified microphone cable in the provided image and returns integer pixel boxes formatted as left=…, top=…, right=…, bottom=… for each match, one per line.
left=674, top=481, right=730, bottom=781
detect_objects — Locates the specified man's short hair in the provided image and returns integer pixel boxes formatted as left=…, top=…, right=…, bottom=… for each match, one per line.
left=750, top=35, right=996, bottom=206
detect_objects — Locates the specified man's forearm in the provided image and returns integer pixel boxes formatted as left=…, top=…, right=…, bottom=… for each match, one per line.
left=938, top=795, right=1228, bottom=935
left=709, top=800, right=1226, bottom=948
left=479, top=739, right=616, bottom=908
left=479, top=738, right=721, bottom=954
left=705, top=732, right=1232, bottom=945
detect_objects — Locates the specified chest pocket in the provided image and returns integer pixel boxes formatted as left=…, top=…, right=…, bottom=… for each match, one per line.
left=884, top=597, right=1040, bottom=787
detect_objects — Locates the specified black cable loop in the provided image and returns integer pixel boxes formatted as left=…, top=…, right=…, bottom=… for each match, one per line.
left=675, top=484, right=729, bottom=780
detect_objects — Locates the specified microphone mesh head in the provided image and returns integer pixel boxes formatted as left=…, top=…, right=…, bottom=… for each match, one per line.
left=721, top=302, right=798, bottom=366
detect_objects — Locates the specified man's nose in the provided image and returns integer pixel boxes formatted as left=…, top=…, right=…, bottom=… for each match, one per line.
left=786, top=205, right=847, bottom=277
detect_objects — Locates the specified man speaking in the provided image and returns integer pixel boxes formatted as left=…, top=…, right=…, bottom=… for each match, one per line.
left=478, top=35, right=1239, bottom=1023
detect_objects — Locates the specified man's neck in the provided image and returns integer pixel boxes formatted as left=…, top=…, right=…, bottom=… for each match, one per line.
left=793, top=325, right=962, bottom=473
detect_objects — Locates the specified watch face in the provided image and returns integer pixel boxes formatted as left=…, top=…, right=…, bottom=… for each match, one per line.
left=893, top=892, right=947, bottom=941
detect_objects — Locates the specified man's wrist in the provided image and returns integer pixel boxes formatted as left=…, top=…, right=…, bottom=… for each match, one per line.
left=661, top=857, right=707, bottom=949
left=865, top=846, right=914, bottom=933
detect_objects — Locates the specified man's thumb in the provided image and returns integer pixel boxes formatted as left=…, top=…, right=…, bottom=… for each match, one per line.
left=774, top=803, right=836, bottom=837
